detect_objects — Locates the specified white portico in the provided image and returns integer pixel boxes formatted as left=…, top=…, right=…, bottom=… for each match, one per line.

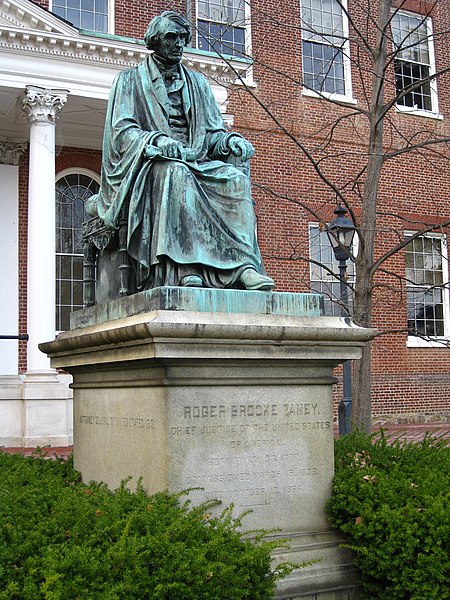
left=0, top=0, right=248, bottom=447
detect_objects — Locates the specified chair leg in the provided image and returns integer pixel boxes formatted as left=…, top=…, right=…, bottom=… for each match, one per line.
left=118, top=223, right=131, bottom=297
left=83, top=242, right=97, bottom=307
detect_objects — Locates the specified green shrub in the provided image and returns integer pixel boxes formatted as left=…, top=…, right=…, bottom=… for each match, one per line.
left=0, top=451, right=293, bottom=599
left=326, top=430, right=450, bottom=600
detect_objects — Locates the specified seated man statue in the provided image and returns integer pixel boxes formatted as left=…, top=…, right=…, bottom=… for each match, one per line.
left=86, top=10, right=274, bottom=293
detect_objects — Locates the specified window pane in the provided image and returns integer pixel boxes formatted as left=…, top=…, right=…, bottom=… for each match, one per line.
left=60, top=228, right=73, bottom=254
left=95, top=14, right=107, bottom=31
left=66, top=8, right=79, bottom=25
left=74, top=198, right=85, bottom=227
left=56, top=202, right=67, bottom=229
left=52, top=0, right=108, bottom=32
left=302, top=0, right=345, bottom=44
left=73, top=256, right=83, bottom=280
left=73, top=280, right=83, bottom=305
left=303, top=40, right=345, bottom=95
left=60, top=255, right=72, bottom=279
left=60, top=280, right=71, bottom=305
left=309, top=224, right=355, bottom=316
left=405, top=235, right=447, bottom=338
left=59, top=307, right=71, bottom=332
left=198, top=19, right=245, bottom=56
left=393, top=13, right=433, bottom=111
left=81, top=11, right=94, bottom=29
left=301, top=0, right=347, bottom=95
left=393, top=13, right=429, bottom=63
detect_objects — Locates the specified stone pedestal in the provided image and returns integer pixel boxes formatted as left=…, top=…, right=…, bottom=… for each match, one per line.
left=41, top=288, right=375, bottom=599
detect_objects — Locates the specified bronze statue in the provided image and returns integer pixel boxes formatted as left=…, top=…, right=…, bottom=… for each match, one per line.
left=86, top=11, right=274, bottom=297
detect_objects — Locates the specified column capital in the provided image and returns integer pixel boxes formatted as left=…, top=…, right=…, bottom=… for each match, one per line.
left=23, top=85, right=69, bottom=125
left=0, top=139, right=27, bottom=165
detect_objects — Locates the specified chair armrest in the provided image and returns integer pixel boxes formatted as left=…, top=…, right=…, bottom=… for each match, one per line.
left=220, top=152, right=250, bottom=177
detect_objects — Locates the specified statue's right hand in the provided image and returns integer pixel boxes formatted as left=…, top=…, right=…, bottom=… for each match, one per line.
left=155, top=135, right=186, bottom=160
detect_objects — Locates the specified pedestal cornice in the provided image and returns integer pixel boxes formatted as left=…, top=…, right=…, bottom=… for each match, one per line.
left=40, top=307, right=377, bottom=370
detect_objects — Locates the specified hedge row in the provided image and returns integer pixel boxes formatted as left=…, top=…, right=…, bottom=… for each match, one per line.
left=0, top=451, right=292, bottom=599
left=326, top=431, right=450, bottom=600
left=3, top=431, right=448, bottom=599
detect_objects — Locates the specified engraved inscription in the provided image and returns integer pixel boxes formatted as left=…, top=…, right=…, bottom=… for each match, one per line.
left=79, top=415, right=156, bottom=429
left=183, top=405, right=226, bottom=418
left=172, top=399, right=331, bottom=513
left=182, top=403, right=320, bottom=419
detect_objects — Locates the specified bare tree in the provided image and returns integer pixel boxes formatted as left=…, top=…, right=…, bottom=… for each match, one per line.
left=191, top=0, right=450, bottom=431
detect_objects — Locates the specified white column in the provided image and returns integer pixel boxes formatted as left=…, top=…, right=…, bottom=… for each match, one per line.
left=19, top=87, right=72, bottom=448
left=22, top=86, right=68, bottom=374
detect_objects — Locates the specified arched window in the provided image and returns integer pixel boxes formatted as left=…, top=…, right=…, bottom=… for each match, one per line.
left=55, top=170, right=100, bottom=331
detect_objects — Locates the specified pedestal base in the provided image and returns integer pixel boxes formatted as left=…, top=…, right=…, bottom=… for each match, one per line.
left=41, top=289, right=374, bottom=598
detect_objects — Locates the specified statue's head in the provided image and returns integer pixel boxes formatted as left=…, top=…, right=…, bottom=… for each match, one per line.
left=144, top=11, right=191, bottom=64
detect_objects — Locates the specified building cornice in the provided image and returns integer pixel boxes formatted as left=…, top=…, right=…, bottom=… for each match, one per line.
left=0, top=1, right=252, bottom=85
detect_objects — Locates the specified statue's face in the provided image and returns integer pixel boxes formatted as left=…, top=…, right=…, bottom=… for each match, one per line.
left=154, top=21, right=189, bottom=64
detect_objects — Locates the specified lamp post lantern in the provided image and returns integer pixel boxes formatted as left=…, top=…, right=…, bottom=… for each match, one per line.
left=327, top=205, right=356, bottom=436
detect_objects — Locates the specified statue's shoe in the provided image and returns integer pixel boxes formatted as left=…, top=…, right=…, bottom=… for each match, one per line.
left=240, top=268, right=274, bottom=291
left=180, top=275, right=203, bottom=287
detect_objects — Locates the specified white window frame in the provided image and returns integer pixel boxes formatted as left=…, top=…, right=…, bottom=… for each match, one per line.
left=301, top=0, right=355, bottom=104
left=196, top=0, right=252, bottom=58
left=392, top=10, right=440, bottom=119
left=55, top=168, right=100, bottom=333
left=309, top=222, right=356, bottom=317
left=49, top=0, right=114, bottom=34
left=405, top=232, right=449, bottom=348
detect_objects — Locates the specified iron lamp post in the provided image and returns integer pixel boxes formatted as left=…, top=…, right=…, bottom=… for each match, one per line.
left=327, top=205, right=356, bottom=436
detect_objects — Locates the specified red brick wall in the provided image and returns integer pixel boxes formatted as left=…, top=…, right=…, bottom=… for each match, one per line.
left=55, top=147, right=101, bottom=175
left=32, top=0, right=49, bottom=9
left=18, top=150, right=29, bottom=374
left=114, top=1, right=187, bottom=40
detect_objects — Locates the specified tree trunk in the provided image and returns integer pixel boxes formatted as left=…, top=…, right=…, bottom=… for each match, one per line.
left=351, top=0, right=392, bottom=432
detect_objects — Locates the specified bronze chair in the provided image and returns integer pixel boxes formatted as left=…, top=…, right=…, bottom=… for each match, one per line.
left=82, top=153, right=251, bottom=307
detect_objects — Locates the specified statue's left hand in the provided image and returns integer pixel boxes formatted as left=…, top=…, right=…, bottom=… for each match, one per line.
left=227, top=136, right=254, bottom=161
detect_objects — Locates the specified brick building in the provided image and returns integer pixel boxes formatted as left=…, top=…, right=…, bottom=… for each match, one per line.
left=0, top=0, right=449, bottom=446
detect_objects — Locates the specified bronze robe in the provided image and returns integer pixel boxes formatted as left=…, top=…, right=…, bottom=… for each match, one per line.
left=88, top=56, right=265, bottom=289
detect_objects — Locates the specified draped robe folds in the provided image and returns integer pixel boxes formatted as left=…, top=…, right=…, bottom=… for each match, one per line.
left=88, top=55, right=266, bottom=290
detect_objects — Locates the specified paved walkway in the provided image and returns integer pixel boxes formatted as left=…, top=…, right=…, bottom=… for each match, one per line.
left=369, top=423, right=449, bottom=443
left=1, top=446, right=73, bottom=460
left=2, top=423, right=449, bottom=460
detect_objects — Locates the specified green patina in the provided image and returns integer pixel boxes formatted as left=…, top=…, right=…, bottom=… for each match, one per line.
left=71, top=288, right=324, bottom=329
left=86, top=11, right=273, bottom=297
